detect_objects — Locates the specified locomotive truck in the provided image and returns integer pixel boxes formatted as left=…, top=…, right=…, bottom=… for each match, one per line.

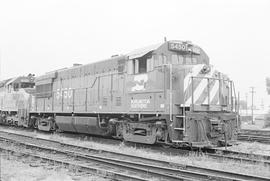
left=0, top=40, right=239, bottom=148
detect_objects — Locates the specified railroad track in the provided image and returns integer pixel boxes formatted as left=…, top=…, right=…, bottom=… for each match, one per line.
left=3, top=126, right=269, bottom=167
left=205, top=150, right=270, bottom=167
left=0, top=130, right=269, bottom=181
left=238, top=129, right=270, bottom=144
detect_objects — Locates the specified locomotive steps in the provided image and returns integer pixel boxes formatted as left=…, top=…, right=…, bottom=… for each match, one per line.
left=0, top=129, right=269, bottom=181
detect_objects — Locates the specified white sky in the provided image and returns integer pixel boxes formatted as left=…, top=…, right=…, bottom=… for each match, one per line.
left=0, top=0, right=270, bottom=107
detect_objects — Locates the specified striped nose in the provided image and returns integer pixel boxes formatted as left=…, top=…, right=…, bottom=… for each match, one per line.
left=184, top=64, right=225, bottom=106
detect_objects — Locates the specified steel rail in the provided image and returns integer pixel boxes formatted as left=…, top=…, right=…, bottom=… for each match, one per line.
left=240, top=129, right=270, bottom=135
left=213, top=148, right=270, bottom=160
left=238, top=135, right=270, bottom=144
left=0, top=146, right=147, bottom=181
left=0, top=132, right=269, bottom=181
left=238, top=129, right=270, bottom=144
left=205, top=152, right=270, bottom=166
left=1, top=129, right=269, bottom=167
left=0, top=138, right=197, bottom=181
left=205, top=147, right=270, bottom=167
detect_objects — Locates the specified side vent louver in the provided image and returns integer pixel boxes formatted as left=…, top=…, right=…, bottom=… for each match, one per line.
left=116, top=97, right=121, bottom=106
left=102, top=97, right=108, bottom=106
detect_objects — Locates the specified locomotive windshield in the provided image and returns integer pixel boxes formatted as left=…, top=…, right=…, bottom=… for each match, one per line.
left=171, top=54, right=197, bottom=65
left=21, top=82, right=35, bottom=88
left=168, top=41, right=209, bottom=65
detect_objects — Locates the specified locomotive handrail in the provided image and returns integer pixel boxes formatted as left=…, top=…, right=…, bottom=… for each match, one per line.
left=191, top=76, right=232, bottom=82
left=169, top=64, right=173, bottom=122
left=161, top=63, right=173, bottom=122
left=127, top=89, right=163, bottom=94
left=190, top=75, right=235, bottom=112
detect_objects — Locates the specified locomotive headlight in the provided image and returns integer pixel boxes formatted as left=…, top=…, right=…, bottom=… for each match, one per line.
left=200, top=65, right=211, bottom=74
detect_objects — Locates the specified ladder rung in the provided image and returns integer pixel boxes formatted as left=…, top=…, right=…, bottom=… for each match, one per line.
left=201, top=103, right=209, bottom=105
left=172, top=140, right=185, bottom=143
left=174, top=128, right=185, bottom=130
left=176, top=115, right=185, bottom=118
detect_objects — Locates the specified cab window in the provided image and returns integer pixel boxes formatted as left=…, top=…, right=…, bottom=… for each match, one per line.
left=184, top=56, right=197, bottom=64
left=172, top=54, right=184, bottom=64
left=138, top=57, right=147, bottom=73
left=21, top=82, right=34, bottom=88
left=8, top=85, right=12, bottom=93
left=171, top=54, right=197, bottom=65
left=13, top=83, right=19, bottom=91
left=146, top=56, right=154, bottom=72
left=185, top=57, right=192, bottom=64
left=153, top=54, right=167, bottom=67
left=192, top=57, right=197, bottom=64
left=128, top=56, right=149, bottom=74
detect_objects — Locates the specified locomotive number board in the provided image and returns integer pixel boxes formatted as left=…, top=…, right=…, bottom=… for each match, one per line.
left=168, top=42, right=200, bottom=54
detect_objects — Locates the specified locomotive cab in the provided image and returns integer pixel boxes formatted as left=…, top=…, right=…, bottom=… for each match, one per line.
left=7, top=76, right=35, bottom=92
left=124, top=40, right=238, bottom=147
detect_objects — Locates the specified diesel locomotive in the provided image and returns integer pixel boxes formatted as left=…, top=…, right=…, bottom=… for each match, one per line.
left=0, top=40, right=239, bottom=148
left=0, top=75, right=35, bottom=126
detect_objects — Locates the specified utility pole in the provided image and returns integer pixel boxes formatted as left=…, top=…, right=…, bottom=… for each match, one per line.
left=0, top=48, right=1, bottom=81
left=261, top=99, right=264, bottom=110
left=250, top=87, right=255, bottom=125
left=245, top=93, right=248, bottom=116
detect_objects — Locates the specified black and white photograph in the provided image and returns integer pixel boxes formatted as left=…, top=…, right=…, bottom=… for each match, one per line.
left=0, top=0, right=269, bottom=180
